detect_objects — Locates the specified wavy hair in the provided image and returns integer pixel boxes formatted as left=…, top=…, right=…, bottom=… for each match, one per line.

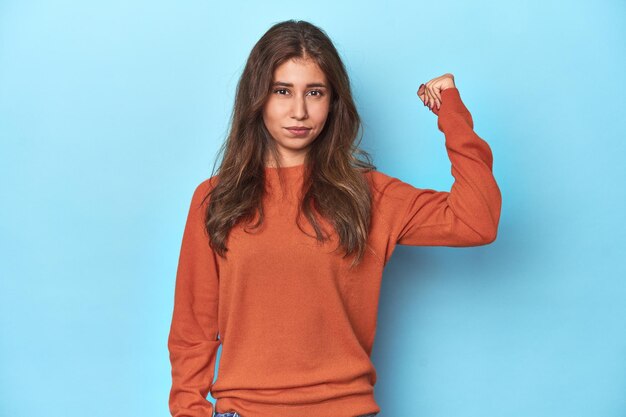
left=203, top=19, right=376, bottom=268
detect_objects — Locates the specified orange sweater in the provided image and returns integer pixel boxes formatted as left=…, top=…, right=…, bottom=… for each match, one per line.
left=168, top=87, right=502, bottom=417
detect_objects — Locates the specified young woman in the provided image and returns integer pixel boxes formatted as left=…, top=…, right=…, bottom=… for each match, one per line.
left=168, top=19, right=502, bottom=417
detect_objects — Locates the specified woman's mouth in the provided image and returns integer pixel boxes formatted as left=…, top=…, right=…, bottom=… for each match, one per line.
left=285, top=127, right=311, bottom=136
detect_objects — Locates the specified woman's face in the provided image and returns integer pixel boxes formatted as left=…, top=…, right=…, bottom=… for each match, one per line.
left=262, top=57, right=331, bottom=167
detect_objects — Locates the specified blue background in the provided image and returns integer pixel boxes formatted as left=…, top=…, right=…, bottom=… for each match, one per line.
left=1, top=1, right=625, bottom=416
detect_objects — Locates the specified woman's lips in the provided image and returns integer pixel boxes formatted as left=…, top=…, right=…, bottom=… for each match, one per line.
left=285, top=127, right=311, bottom=136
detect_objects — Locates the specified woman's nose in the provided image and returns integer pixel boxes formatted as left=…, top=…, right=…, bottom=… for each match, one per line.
left=291, top=96, right=308, bottom=119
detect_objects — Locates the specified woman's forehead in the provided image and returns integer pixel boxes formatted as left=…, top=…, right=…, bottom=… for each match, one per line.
left=273, top=58, right=327, bottom=85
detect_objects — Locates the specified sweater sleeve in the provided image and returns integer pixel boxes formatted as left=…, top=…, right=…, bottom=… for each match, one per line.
left=375, top=87, right=502, bottom=262
left=168, top=179, right=220, bottom=417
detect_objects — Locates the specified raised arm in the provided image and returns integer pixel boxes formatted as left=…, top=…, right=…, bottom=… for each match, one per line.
left=167, top=179, right=220, bottom=417
left=372, top=86, right=502, bottom=263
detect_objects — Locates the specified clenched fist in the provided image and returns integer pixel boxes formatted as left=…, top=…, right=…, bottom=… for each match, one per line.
left=417, top=73, right=456, bottom=113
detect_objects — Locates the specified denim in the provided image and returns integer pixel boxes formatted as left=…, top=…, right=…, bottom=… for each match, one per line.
left=214, top=412, right=378, bottom=417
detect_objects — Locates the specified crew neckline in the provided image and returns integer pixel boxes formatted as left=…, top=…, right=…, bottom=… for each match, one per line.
left=264, top=163, right=305, bottom=170
left=264, top=162, right=305, bottom=180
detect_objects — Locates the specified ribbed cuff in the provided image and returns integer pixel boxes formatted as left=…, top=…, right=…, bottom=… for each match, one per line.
left=436, top=87, right=473, bottom=132
left=438, top=87, right=466, bottom=114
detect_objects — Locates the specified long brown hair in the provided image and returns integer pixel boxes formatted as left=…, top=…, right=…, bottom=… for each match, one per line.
left=203, top=19, right=377, bottom=268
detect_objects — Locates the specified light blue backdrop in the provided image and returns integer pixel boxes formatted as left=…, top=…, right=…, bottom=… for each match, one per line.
left=1, top=1, right=624, bottom=417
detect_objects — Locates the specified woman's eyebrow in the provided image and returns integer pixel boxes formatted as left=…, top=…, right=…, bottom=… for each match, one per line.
left=272, top=81, right=328, bottom=88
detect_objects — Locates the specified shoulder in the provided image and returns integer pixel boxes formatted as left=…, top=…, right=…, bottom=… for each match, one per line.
left=196, top=175, right=219, bottom=193
left=362, top=168, right=396, bottom=185
left=361, top=168, right=418, bottom=203
left=190, top=175, right=220, bottom=207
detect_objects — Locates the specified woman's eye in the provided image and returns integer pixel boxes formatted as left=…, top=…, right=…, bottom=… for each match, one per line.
left=272, top=89, right=325, bottom=97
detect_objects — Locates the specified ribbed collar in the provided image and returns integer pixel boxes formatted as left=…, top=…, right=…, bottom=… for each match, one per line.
left=264, top=163, right=305, bottom=181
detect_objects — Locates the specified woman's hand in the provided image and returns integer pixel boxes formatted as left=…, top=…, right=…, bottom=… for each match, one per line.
left=417, top=73, right=456, bottom=111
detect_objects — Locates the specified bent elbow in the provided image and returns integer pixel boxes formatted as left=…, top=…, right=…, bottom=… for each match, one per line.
left=478, top=226, right=498, bottom=245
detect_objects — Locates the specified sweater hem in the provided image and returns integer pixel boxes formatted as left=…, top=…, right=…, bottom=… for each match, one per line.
left=214, top=391, right=380, bottom=417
